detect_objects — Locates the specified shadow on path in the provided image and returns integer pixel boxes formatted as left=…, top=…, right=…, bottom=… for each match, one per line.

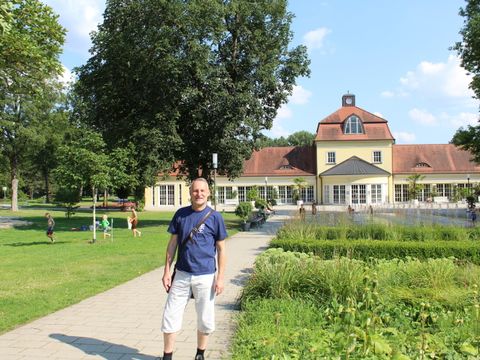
left=49, top=333, right=160, bottom=360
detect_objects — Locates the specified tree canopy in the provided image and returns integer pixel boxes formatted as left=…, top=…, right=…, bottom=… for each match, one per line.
left=451, top=1, right=480, bottom=162
left=256, top=130, right=316, bottom=148
left=0, top=0, right=65, bottom=210
left=75, top=0, right=310, bottom=188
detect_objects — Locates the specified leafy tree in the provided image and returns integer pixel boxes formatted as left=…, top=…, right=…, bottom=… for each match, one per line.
left=0, top=0, right=65, bottom=211
left=453, top=0, right=480, bottom=100
left=0, top=1, right=13, bottom=34
left=406, top=174, right=425, bottom=200
left=54, top=187, right=81, bottom=219
left=292, top=177, right=307, bottom=202
left=256, top=131, right=315, bottom=148
left=75, top=0, right=310, bottom=191
left=287, top=131, right=315, bottom=146
left=451, top=1, right=480, bottom=161
left=54, top=128, right=138, bottom=204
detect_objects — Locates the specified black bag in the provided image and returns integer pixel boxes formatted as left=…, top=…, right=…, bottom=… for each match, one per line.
left=167, top=209, right=214, bottom=297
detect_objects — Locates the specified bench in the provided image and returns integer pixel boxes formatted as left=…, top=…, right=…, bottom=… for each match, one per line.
left=250, top=213, right=267, bottom=228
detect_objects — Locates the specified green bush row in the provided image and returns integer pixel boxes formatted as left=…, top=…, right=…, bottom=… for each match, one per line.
left=276, top=221, right=480, bottom=242
left=270, top=238, right=480, bottom=264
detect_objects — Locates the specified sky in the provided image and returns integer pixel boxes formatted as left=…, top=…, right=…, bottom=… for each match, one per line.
left=45, top=0, right=479, bottom=145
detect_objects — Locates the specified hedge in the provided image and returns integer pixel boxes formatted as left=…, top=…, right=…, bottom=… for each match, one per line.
left=269, top=239, right=480, bottom=264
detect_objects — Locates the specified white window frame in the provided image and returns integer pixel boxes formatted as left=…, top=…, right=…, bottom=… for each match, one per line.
left=344, top=115, right=364, bottom=134
left=326, top=151, right=336, bottom=164
left=372, top=150, right=382, bottom=164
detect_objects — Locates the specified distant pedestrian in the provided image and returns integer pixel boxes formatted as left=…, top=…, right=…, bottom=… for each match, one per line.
left=130, top=208, right=141, bottom=237
left=311, top=201, right=317, bottom=215
left=101, top=214, right=111, bottom=239
left=299, top=203, right=306, bottom=220
left=45, top=213, right=55, bottom=242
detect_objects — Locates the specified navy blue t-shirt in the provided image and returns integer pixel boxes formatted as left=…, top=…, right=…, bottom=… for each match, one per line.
left=168, top=206, right=227, bottom=275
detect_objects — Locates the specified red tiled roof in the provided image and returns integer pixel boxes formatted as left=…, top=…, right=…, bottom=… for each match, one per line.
left=315, top=106, right=395, bottom=141
left=242, top=146, right=316, bottom=176
left=393, top=144, right=480, bottom=174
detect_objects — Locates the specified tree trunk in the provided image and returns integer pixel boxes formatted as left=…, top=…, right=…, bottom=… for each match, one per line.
left=103, top=189, right=108, bottom=208
left=11, top=177, right=18, bottom=211
left=10, top=154, right=19, bottom=211
left=44, top=170, right=50, bottom=203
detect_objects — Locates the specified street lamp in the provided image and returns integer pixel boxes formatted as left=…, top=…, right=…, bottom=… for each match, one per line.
left=467, top=174, right=471, bottom=196
left=264, top=177, right=268, bottom=201
left=213, top=153, right=218, bottom=211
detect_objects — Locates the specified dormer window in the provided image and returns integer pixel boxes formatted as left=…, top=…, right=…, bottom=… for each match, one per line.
left=344, top=115, right=364, bottom=134
left=415, top=162, right=430, bottom=168
left=279, top=165, right=293, bottom=170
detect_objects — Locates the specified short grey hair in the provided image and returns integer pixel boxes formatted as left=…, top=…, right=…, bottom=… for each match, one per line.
left=189, top=178, right=210, bottom=193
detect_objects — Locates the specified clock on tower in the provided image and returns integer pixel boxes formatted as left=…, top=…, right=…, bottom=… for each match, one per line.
left=342, top=94, right=355, bottom=107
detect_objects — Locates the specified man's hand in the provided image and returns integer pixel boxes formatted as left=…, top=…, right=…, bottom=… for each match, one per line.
left=163, top=271, right=172, bottom=293
left=214, top=276, right=224, bottom=295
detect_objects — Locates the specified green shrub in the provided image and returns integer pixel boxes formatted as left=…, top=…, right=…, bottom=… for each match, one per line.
left=270, top=238, right=480, bottom=264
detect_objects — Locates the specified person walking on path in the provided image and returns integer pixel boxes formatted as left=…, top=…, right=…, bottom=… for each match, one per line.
left=161, top=178, right=227, bottom=360
left=130, top=208, right=141, bottom=237
left=101, top=214, right=111, bottom=239
left=45, top=212, right=55, bottom=243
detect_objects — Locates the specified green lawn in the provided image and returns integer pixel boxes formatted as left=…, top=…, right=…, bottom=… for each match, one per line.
left=0, top=208, right=240, bottom=334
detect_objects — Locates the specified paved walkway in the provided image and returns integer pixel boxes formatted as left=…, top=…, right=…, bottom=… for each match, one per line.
left=0, top=212, right=291, bottom=360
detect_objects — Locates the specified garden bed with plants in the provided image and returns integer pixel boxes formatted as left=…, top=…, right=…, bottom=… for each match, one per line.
left=271, top=221, right=480, bottom=264
left=231, top=221, right=480, bottom=359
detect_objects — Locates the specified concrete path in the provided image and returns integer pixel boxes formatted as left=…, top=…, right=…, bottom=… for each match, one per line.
left=0, top=212, right=291, bottom=360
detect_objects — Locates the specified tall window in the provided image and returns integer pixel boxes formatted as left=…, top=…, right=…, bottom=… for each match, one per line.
left=158, top=185, right=175, bottom=205
left=333, top=185, right=346, bottom=204
left=217, top=186, right=234, bottom=204
left=238, top=186, right=252, bottom=202
left=351, top=184, right=366, bottom=204
left=436, top=184, right=452, bottom=199
left=371, top=184, right=382, bottom=203
left=395, top=184, right=409, bottom=202
left=344, top=115, right=364, bottom=134
left=326, top=151, right=336, bottom=164
left=372, top=151, right=382, bottom=163
left=278, top=186, right=294, bottom=204
left=299, top=186, right=314, bottom=202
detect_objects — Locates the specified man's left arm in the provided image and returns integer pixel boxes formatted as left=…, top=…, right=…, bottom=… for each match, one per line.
left=215, top=239, right=226, bottom=295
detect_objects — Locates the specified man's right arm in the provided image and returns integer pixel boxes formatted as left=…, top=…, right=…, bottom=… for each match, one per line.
left=162, top=234, right=178, bottom=292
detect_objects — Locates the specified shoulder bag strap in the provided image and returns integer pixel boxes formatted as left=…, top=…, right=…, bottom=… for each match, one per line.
left=176, top=208, right=214, bottom=260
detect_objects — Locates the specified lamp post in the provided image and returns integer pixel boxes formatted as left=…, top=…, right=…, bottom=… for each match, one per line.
left=264, top=177, right=268, bottom=201
left=92, top=186, right=97, bottom=244
left=213, top=153, right=218, bottom=211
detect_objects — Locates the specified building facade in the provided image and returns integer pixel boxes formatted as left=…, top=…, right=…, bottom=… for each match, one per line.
left=145, top=94, right=480, bottom=210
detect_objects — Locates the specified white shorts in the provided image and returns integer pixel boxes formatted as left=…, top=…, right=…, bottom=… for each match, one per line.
left=161, top=270, right=216, bottom=334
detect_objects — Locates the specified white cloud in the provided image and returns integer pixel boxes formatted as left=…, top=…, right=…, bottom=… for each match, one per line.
left=303, top=27, right=331, bottom=50
left=440, top=111, right=479, bottom=128
left=387, top=55, right=475, bottom=104
left=59, top=65, right=74, bottom=86
left=276, top=104, right=293, bottom=120
left=289, top=85, right=312, bottom=105
left=380, top=91, right=394, bottom=98
left=393, top=131, right=416, bottom=144
left=44, top=0, right=104, bottom=52
left=408, top=108, right=437, bottom=126
left=373, top=112, right=384, bottom=118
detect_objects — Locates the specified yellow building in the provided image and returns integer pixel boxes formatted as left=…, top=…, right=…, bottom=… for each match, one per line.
left=145, top=94, right=479, bottom=210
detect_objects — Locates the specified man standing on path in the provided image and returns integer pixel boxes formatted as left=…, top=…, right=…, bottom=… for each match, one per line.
left=161, top=178, right=227, bottom=360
